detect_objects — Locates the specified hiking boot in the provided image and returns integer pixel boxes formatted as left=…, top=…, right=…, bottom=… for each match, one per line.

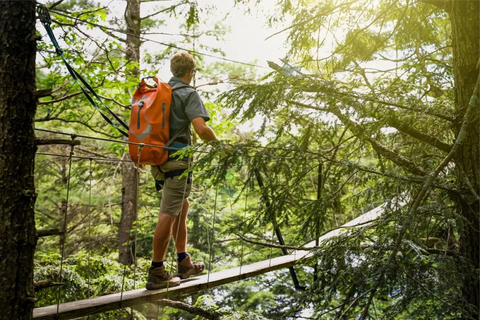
left=146, top=266, right=181, bottom=290
left=176, top=254, right=204, bottom=279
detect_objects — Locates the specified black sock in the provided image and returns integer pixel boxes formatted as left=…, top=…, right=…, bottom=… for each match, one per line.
left=151, top=261, right=163, bottom=269
left=177, top=252, right=188, bottom=262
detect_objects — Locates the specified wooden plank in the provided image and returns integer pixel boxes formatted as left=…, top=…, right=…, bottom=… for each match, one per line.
left=33, top=198, right=405, bottom=320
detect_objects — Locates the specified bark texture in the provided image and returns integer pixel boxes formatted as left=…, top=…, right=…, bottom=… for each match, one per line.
left=449, top=0, right=480, bottom=317
left=118, top=0, right=142, bottom=265
left=0, top=1, right=37, bottom=319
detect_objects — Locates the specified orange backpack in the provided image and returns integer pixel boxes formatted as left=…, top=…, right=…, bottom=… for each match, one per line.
left=128, top=76, right=188, bottom=165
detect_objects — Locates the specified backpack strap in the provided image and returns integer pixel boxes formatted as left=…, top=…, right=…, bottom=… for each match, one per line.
left=165, top=84, right=196, bottom=148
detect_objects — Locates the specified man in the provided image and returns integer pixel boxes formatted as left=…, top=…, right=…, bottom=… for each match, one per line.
left=146, top=52, right=218, bottom=290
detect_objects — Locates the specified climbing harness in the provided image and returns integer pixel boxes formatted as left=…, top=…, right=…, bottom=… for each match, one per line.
left=36, top=4, right=129, bottom=137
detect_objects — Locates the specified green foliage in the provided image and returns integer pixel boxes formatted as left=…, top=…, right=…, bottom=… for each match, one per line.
left=32, top=0, right=477, bottom=319
left=193, top=295, right=269, bottom=320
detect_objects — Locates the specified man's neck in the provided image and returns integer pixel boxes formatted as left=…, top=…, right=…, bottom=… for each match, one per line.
left=178, top=75, right=191, bottom=85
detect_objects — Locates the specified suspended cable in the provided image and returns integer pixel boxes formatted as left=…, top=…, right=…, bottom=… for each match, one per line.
left=207, top=185, right=219, bottom=286
left=133, top=147, right=143, bottom=292
left=35, top=128, right=191, bottom=152
left=35, top=128, right=330, bottom=159
left=239, top=177, right=249, bottom=275
left=48, top=9, right=269, bottom=70
left=56, top=144, right=75, bottom=316
left=87, top=159, right=93, bottom=320
left=36, top=151, right=130, bottom=163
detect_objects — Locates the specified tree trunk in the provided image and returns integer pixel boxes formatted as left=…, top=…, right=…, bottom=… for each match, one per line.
left=0, top=1, right=37, bottom=319
left=118, top=0, right=142, bottom=266
left=449, top=0, right=479, bottom=317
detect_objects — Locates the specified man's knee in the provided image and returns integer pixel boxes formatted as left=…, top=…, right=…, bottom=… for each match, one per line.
left=157, top=211, right=176, bottom=224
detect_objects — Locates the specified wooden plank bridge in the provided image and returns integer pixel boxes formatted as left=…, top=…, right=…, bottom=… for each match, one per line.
left=33, top=199, right=404, bottom=320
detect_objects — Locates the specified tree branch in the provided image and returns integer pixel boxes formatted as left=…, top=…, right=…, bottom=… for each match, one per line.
left=38, top=91, right=83, bottom=105
left=37, top=228, right=64, bottom=238
left=48, top=0, right=65, bottom=10
left=330, top=107, right=429, bottom=176
left=419, top=0, right=450, bottom=11
left=96, top=94, right=130, bottom=109
left=236, top=219, right=379, bottom=251
left=34, top=89, right=53, bottom=99
left=34, top=280, right=63, bottom=292
left=140, top=1, right=188, bottom=20
left=155, top=299, right=221, bottom=320
left=51, top=10, right=127, bottom=43
left=384, top=116, right=452, bottom=152
left=36, top=138, right=81, bottom=146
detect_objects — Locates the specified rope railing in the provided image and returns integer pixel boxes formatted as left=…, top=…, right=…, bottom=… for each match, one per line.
left=35, top=128, right=186, bottom=151
left=34, top=127, right=331, bottom=158
left=56, top=144, right=75, bottom=316
left=36, top=151, right=130, bottom=163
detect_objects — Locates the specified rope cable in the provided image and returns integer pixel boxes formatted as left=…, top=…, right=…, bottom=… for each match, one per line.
left=133, top=146, right=143, bottom=291
left=86, top=158, right=93, bottom=320
left=37, top=151, right=131, bottom=163
left=48, top=9, right=268, bottom=70
left=56, top=143, right=75, bottom=316
left=268, top=225, right=275, bottom=270
left=35, top=128, right=186, bottom=151
left=119, top=253, right=128, bottom=308
left=239, top=177, right=249, bottom=275
left=35, top=127, right=333, bottom=159
left=207, top=185, right=218, bottom=286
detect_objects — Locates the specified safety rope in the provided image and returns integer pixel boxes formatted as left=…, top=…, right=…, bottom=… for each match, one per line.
left=87, top=159, right=93, bottom=320
left=225, top=180, right=243, bottom=274
left=35, top=128, right=190, bottom=153
left=133, top=146, right=143, bottom=291
left=207, top=185, right=218, bottom=286
left=56, top=142, right=75, bottom=316
left=239, top=178, right=249, bottom=275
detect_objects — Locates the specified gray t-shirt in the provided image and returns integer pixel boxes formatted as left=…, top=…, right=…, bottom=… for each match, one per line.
left=168, top=77, right=210, bottom=147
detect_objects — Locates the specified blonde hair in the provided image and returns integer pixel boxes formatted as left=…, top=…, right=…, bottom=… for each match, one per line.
left=170, top=52, right=196, bottom=77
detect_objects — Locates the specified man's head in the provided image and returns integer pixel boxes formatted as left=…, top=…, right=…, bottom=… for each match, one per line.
left=170, top=52, right=196, bottom=84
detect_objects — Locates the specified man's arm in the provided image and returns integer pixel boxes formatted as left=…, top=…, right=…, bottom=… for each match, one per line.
left=191, top=117, right=218, bottom=141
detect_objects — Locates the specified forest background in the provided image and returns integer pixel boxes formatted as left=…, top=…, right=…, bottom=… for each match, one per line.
left=0, top=0, right=478, bottom=319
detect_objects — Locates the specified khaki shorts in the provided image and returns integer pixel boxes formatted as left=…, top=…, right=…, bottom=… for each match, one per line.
left=153, top=160, right=192, bottom=216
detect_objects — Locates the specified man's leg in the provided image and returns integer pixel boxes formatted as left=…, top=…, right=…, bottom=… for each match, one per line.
left=152, top=212, right=176, bottom=262
left=172, top=199, right=189, bottom=253
left=171, top=198, right=204, bottom=279
left=147, top=211, right=181, bottom=290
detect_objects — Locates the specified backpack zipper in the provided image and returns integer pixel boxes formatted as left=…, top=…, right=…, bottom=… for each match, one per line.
left=137, top=101, right=144, bottom=129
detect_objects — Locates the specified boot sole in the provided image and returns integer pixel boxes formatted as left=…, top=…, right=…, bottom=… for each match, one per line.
left=175, top=268, right=204, bottom=279
left=146, top=280, right=181, bottom=290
